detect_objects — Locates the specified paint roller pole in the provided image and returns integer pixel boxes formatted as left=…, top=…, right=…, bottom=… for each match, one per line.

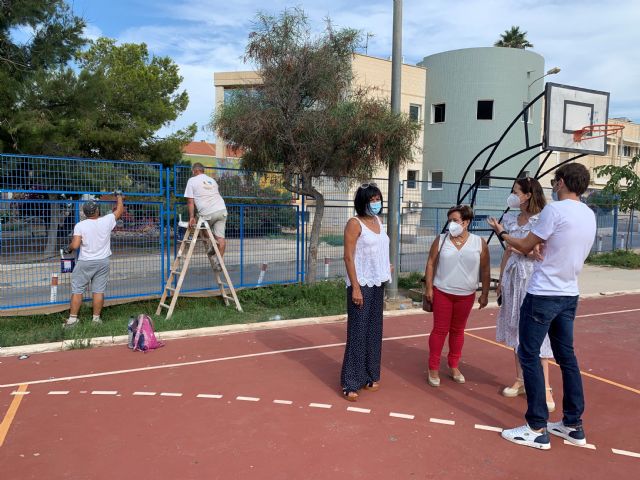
left=324, top=257, right=330, bottom=280
left=257, top=263, right=268, bottom=285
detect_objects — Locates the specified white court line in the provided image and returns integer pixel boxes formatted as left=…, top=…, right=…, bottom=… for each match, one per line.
left=91, top=390, right=117, bottom=395
left=611, top=448, right=640, bottom=458
left=389, top=412, right=414, bottom=420
left=236, top=396, right=260, bottom=402
left=48, top=391, right=69, bottom=395
left=347, top=406, right=371, bottom=414
left=475, top=424, right=502, bottom=433
left=430, top=418, right=455, bottom=426
left=273, top=399, right=293, bottom=405
left=132, top=392, right=156, bottom=396
left=160, top=392, right=182, bottom=397
left=564, top=440, right=596, bottom=450
left=10, top=391, right=30, bottom=395
left=0, top=325, right=496, bottom=388
left=197, top=394, right=223, bottom=399
left=309, top=403, right=332, bottom=409
left=577, top=308, right=640, bottom=319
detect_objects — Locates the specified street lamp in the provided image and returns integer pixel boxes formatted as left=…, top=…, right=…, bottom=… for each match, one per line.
left=528, top=67, right=561, bottom=89
left=525, top=67, right=560, bottom=122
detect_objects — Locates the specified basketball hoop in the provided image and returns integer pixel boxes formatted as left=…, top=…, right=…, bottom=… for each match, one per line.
left=572, top=123, right=624, bottom=142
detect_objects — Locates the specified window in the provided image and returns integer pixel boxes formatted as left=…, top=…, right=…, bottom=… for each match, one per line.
left=432, top=103, right=446, bottom=123
left=409, top=104, right=421, bottom=122
left=475, top=170, right=490, bottom=189
left=429, top=171, right=443, bottom=190
left=521, top=102, right=533, bottom=123
left=477, top=100, right=494, bottom=120
left=406, top=170, right=419, bottom=189
left=623, top=145, right=632, bottom=157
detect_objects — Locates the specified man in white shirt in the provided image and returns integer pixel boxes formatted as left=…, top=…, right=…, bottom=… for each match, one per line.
left=64, top=192, right=125, bottom=327
left=488, top=163, right=596, bottom=451
left=184, top=163, right=227, bottom=268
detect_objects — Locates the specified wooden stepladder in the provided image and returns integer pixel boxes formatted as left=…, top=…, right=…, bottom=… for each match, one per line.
left=157, top=217, right=242, bottom=319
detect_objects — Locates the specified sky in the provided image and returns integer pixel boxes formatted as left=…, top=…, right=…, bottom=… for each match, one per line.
left=71, top=0, right=640, bottom=141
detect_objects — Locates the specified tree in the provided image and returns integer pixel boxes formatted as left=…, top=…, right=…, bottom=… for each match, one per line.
left=213, top=9, right=421, bottom=282
left=7, top=38, right=195, bottom=164
left=594, top=154, right=640, bottom=250
left=0, top=0, right=86, bottom=151
left=494, top=26, right=534, bottom=49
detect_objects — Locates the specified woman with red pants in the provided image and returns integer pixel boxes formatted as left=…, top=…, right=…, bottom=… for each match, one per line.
left=423, top=205, right=490, bottom=387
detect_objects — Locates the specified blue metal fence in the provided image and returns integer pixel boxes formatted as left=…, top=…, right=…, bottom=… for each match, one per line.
left=0, top=154, right=636, bottom=311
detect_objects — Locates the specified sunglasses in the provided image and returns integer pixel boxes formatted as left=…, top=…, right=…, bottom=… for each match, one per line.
left=359, top=182, right=378, bottom=189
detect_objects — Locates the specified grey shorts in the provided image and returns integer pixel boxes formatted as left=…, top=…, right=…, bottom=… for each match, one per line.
left=202, top=209, right=227, bottom=238
left=71, top=258, right=110, bottom=295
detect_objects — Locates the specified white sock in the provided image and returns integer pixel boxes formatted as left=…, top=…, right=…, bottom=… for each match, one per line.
left=92, top=315, right=101, bottom=322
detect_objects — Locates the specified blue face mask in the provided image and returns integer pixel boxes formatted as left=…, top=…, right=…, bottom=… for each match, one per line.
left=369, top=201, right=382, bottom=215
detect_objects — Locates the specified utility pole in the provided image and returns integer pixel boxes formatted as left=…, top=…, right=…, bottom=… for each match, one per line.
left=387, top=0, right=402, bottom=300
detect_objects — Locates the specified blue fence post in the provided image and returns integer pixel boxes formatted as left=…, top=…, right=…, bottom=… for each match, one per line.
left=301, top=194, right=305, bottom=283
left=159, top=202, right=165, bottom=293
left=630, top=210, right=635, bottom=250
left=295, top=203, right=300, bottom=283
left=165, top=167, right=171, bottom=282
left=239, top=205, right=245, bottom=287
left=612, top=203, right=619, bottom=251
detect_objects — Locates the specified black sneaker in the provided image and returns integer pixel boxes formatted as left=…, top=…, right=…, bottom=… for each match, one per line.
left=547, top=421, right=587, bottom=446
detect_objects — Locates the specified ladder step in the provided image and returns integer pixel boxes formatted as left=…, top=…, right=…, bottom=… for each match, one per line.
left=158, top=302, right=171, bottom=309
left=171, top=269, right=182, bottom=275
left=165, top=287, right=176, bottom=292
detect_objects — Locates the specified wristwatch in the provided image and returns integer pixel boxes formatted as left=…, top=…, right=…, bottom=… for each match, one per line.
left=498, top=230, right=507, bottom=240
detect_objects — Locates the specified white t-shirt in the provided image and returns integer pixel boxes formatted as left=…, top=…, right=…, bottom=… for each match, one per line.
left=434, top=233, right=483, bottom=296
left=527, top=200, right=596, bottom=296
left=184, top=174, right=226, bottom=217
left=73, top=213, right=117, bottom=261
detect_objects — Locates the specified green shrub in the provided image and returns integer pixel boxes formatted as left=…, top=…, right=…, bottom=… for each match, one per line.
left=586, top=250, right=640, bottom=269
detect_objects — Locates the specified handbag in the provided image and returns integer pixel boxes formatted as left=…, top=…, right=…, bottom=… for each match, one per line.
left=423, top=233, right=447, bottom=313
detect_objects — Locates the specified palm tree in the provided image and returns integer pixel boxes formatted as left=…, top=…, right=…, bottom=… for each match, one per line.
left=494, top=26, right=534, bottom=49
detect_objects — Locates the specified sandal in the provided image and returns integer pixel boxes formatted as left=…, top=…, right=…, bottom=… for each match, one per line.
left=364, top=381, right=380, bottom=392
left=343, top=390, right=358, bottom=402
left=546, top=387, right=556, bottom=413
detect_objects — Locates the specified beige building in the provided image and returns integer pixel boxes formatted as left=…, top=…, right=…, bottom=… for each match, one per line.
left=539, top=118, right=640, bottom=189
left=213, top=54, right=426, bottom=188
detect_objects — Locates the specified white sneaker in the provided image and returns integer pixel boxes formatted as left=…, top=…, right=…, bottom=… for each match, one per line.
left=547, top=421, right=587, bottom=446
left=501, top=424, right=551, bottom=450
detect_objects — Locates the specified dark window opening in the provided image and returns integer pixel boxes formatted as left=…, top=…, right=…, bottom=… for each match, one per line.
left=433, top=103, right=446, bottom=123
left=477, top=100, right=494, bottom=120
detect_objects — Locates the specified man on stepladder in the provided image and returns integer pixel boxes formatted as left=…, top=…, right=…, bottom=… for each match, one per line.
left=184, top=162, right=227, bottom=270
left=63, top=192, right=125, bottom=327
left=488, top=163, right=596, bottom=450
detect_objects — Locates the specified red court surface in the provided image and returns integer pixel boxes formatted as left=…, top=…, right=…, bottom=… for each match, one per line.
left=1, top=294, right=639, bottom=479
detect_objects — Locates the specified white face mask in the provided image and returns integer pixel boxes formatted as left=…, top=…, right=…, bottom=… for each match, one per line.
left=448, top=221, right=464, bottom=237
left=507, top=193, right=522, bottom=209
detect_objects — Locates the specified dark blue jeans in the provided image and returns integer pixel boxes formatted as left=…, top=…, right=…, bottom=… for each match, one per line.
left=518, top=293, right=584, bottom=430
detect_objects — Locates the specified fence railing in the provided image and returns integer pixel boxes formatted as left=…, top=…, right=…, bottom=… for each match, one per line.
left=0, top=154, right=636, bottom=311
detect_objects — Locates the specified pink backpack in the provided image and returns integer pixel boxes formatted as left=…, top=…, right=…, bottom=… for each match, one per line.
left=131, top=314, right=164, bottom=352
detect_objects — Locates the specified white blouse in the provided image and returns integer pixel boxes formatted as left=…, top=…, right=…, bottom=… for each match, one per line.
left=433, top=233, right=483, bottom=296
left=346, top=216, right=391, bottom=287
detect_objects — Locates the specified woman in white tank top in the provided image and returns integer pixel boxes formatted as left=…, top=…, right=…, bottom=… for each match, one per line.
left=341, top=183, right=392, bottom=402
left=423, top=205, right=490, bottom=387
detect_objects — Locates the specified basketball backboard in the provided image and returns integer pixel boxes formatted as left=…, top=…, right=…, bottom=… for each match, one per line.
left=543, top=83, right=610, bottom=155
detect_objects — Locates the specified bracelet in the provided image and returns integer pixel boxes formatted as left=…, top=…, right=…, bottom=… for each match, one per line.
left=498, top=231, right=507, bottom=240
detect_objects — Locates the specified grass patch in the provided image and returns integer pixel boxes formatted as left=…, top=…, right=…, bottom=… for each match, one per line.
left=320, top=234, right=344, bottom=246
left=0, top=281, right=347, bottom=348
left=586, top=250, right=640, bottom=269
left=398, top=272, right=424, bottom=290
